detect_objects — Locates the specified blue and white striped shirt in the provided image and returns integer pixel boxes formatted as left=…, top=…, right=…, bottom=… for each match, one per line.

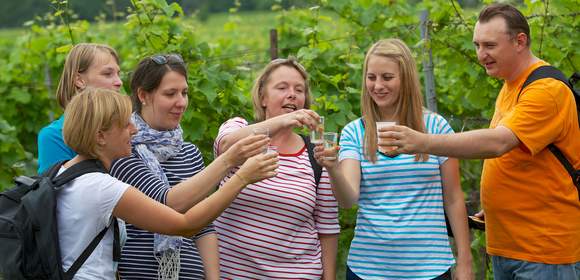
left=340, top=112, right=455, bottom=280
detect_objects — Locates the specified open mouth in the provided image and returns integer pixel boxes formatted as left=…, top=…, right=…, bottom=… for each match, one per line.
left=282, top=104, right=297, bottom=111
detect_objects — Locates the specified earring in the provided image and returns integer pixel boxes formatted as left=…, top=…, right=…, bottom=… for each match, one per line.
left=142, top=102, right=146, bottom=106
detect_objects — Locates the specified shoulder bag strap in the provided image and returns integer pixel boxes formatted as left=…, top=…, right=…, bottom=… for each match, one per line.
left=517, top=66, right=580, bottom=201
left=64, top=218, right=120, bottom=280
left=300, top=134, right=322, bottom=188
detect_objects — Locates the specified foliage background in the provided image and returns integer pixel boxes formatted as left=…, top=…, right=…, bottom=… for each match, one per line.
left=0, top=0, right=578, bottom=278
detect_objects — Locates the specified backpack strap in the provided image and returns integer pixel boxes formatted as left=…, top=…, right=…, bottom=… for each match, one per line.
left=46, top=159, right=117, bottom=279
left=300, top=134, right=323, bottom=188
left=517, top=65, right=580, bottom=201
left=64, top=218, right=120, bottom=280
left=548, top=144, right=580, bottom=200
left=517, top=65, right=572, bottom=101
left=51, top=159, right=107, bottom=188
left=517, top=65, right=579, bottom=125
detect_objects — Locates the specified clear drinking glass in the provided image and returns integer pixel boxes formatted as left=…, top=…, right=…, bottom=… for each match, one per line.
left=310, top=116, right=325, bottom=144
left=323, top=132, right=338, bottom=160
left=252, top=127, right=270, bottom=154
left=376, top=121, right=396, bottom=154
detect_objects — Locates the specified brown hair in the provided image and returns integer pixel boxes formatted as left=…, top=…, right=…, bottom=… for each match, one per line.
left=361, top=38, right=427, bottom=163
left=130, top=54, right=187, bottom=114
left=56, top=43, right=120, bottom=109
left=63, top=87, right=132, bottom=158
left=478, top=3, right=531, bottom=46
left=251, top=57, right=311, bottom=122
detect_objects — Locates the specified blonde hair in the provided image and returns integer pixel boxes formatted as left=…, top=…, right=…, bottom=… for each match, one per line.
left=56, top=43, right=119, bottom=109
left=251, top=57, right=311, bottom=122
left=361, top=38, right=427, bottom=163
left=63, top=87, right=132, bottom=158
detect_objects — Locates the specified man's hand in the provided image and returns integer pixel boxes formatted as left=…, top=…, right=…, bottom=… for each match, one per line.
left=380, top=125, right=429, bottom=156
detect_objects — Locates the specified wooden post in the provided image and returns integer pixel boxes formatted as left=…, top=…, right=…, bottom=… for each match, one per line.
left=420, top=10, right=437, bottom=113
left=270, top=29, right=278, bottom=60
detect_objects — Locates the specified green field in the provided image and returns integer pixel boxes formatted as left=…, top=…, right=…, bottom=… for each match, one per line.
left=0, top=27, right=26, bottom=47
left=0, top=9, right=349, bottom=55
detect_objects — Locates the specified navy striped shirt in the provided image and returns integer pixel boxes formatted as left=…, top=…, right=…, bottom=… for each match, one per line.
left=340, top=112, right=455, bottom=279
left=110, top=143, right=215, bottom=279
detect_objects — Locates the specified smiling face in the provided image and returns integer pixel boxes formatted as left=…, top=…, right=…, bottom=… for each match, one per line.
left=139, top=71, right=188, bottom=131
left=473, top=17, right=520, bottom=80
left=261, top=65, right=306, bottom=119
left=100, top=119, right=137, bottom=160
left=76, top=50, right=122, bottom=91
left=365, top=55, right=401, bottom=116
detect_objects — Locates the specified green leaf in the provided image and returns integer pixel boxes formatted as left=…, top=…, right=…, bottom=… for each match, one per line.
left=199, top=81, right=217, bottom=103
left=360, top=8, right=377, bottom=27
left=56, top=44, right=73, bottom=53
left=8, top=88, right=31, bottom=104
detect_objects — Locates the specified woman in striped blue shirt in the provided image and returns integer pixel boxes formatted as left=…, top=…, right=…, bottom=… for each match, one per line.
left=316, top=38, right=474, bottom=280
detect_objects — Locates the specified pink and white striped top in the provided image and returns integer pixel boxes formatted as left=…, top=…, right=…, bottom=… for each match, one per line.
left=213, top=117, right=340, bottom=279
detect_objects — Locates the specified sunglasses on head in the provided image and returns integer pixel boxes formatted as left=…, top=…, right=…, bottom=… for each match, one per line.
left=150, top=54, right=184, bottom=65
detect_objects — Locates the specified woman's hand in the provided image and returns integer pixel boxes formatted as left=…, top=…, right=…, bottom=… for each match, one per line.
left=314, top=144, right=340, bottom=171
left=235, top=152, right=278, bottom=185
left=271, top=109, right=320, bottom=131
left=221, top=134, right=269, bottom=167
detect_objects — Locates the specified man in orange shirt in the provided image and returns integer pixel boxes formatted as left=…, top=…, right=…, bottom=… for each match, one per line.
left=381, top=3, right=580, bottom=279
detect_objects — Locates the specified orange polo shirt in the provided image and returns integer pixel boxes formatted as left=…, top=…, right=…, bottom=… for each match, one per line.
left=481, top=60, right=580, bottom=264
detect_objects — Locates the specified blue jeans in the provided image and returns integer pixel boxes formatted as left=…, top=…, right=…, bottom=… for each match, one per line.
left=492, top=255, right=580, bottom=280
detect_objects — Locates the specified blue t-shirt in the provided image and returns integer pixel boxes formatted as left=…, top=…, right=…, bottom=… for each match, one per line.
left=339, top=112, right=455, bottom=280
left=37, top=115, right=76, bottom=174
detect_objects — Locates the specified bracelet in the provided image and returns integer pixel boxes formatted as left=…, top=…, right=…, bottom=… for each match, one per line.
left=233, top=172, right=248, bottom=186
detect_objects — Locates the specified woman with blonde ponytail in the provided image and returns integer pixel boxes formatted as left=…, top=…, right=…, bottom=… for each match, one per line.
left=38, top=43, right=122, bottom=173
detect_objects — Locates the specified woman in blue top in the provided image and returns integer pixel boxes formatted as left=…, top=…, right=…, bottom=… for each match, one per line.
left=37, top=43, right=122, bottom=173
left=315, top=38, right=473, bottom=280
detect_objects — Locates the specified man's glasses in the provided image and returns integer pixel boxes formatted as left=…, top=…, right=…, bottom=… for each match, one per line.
left=151, top=54, right=184, bottom=65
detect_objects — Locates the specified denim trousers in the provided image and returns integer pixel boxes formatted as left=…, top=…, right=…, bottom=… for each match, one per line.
left=492, top=255, right=580, bottom=280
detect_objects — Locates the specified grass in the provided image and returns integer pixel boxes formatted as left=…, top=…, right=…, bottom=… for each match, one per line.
left=0, top=8, right=350, bottom=53
left=0, top=27, right=26, bottom=47
left=195, top=10, right=277, bottom=41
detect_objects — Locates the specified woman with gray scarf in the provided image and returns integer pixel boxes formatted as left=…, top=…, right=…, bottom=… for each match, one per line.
left=109, top=54, right=268, bottom=280
left=56, top=87, right=277, bottom=279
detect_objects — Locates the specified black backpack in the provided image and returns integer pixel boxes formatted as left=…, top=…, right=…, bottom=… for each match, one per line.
left=517, top=66, right=580, bottom=200
left=0, top=159, right=120, bottom=280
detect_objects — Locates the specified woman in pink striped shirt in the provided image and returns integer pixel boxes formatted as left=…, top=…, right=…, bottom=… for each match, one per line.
left=213, top=57, right=340, bottom=279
